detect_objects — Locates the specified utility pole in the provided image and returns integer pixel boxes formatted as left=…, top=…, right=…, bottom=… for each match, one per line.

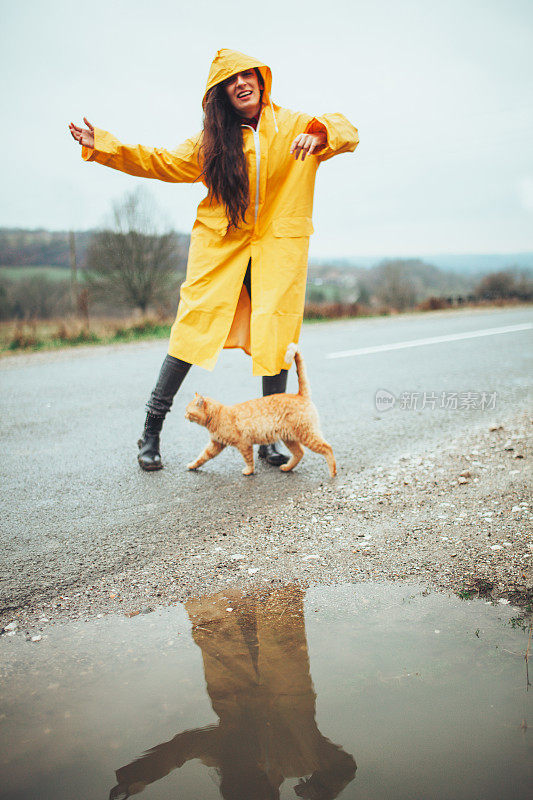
left=69, top=230, right=78, bottom=310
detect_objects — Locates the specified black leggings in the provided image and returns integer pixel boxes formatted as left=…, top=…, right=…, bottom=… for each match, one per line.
left=146, top=260, right=288, bottom=417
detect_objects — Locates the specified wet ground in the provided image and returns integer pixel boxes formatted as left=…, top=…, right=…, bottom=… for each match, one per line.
left=1, top=307, right=531, bottom=630
left=1, top=306, right=532, bottom=617
left=1, top=583, right=531, bottom=800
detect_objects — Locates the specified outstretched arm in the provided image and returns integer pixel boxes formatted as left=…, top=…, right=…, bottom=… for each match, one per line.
left=69, top=117, right=94, bottom=148
left=304, top=113, right=359, bottom=162
left=289, top=131, right=327, bottom=161
left=295, top=747, right=357, bottom=800
left=69, top=118, right=203, bottom=184
left=109, top=724, right=220, bottom=799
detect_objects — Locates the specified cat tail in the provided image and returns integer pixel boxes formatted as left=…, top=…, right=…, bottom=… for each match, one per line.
left=284, top=343, right=311, bottom=398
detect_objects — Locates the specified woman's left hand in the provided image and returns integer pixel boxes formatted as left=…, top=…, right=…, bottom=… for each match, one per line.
left=290, top=132, right=327, bottom=161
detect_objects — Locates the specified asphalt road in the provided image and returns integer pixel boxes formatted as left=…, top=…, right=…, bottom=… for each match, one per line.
left=1, top=306, right=532, bottom=610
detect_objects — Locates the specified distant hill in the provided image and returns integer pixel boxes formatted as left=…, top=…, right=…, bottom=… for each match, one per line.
left=2, top=228, right=532, bottom=278
left=308, top=258, right=476, bottom=306
left=313, top=252, right=533, bottom=275
left=0, top=227, right=190, bottom=271
left=0, top=228, right=94, bottom=269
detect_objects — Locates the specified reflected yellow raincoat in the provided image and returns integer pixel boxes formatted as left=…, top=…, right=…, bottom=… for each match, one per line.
left=82, top=49, right=358, bottom=375
left=110, top=588, right=356, bottom=799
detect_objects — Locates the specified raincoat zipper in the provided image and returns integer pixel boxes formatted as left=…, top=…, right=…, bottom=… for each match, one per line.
left=242, top=109, right=262, bottom=223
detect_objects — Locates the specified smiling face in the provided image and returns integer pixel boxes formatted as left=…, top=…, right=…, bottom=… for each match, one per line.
left=224, top=69, right=262, bottom=118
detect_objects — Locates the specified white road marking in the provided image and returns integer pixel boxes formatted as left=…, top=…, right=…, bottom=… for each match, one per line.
left=326, top=322, right=533, bottom=359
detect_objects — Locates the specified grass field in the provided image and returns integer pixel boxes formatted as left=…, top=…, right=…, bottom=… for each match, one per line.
left=0, top=265, right=71, bottom=281
left=0, top=316, right=174, bottom=353
left=1, top=300, right=527, bottom=355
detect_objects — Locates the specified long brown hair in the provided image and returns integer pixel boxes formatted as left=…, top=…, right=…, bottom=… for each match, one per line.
left=200, top=69, right=263, bottom=229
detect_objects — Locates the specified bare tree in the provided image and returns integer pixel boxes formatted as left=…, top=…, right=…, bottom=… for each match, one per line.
left=374, top=260, right=419, bottom=310
left=475, top=268, right=533, bottom=301
left=86, top=188, right=188, bottom=313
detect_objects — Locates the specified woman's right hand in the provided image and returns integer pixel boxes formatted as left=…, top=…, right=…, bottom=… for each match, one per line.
left=69, top=117, right=95, bottom=149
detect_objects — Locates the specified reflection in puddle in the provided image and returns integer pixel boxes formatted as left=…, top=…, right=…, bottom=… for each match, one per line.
left=111, top=588, right=355, bottom=799
left=0, top=583, right=531, bottom=800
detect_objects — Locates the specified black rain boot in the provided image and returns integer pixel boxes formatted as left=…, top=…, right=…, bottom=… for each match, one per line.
left=260, top=369, right=290, bottom=465
left=138, top=354, right=193, bottom=472
left=258, top=442, right=290, bottom=466
left=138, top=413, right=164, bottom=471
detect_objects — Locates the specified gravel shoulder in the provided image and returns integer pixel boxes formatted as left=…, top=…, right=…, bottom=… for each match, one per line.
left=2, top=410, right=531, bottom=635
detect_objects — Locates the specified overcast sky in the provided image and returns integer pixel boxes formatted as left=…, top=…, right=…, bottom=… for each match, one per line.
left=1, top=0, right=532, bottom=258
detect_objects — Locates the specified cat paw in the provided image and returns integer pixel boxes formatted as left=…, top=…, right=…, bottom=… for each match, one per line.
left=242, top=467, right=254, bottom=476
left=279, top=464, right=291, bottom=472
left=187, top=462, right=199, bottom=470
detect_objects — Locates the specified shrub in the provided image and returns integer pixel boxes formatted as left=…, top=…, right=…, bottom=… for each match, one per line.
left=474, top=269, right=533, bottom=301
left=0, top=275, right=71, bottom=320
left=417, top=296, right=451, bottom=311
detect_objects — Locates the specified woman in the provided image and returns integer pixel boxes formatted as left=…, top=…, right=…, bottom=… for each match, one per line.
left=69, top=48, right=358, bottom=471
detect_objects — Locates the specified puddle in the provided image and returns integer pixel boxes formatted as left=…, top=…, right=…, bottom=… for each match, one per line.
left=0, top=583, right=531, bottom=800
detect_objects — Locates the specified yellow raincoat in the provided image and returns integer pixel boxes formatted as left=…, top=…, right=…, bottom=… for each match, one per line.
left=82, top=49, right=359, bottom=375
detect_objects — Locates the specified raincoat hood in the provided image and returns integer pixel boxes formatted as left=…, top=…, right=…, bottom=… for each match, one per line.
left=203, top=48, right=273, bottom=109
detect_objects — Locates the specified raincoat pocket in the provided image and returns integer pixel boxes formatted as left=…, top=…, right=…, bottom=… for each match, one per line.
left=272, top=217, right=314, bottom=237
left=195, top=207, right=228, bottom=236
left=196, top=218, right=228, bottom=236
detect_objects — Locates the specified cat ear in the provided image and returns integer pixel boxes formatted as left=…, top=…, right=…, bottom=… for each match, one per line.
left=195, top=395, right=205, bottom=408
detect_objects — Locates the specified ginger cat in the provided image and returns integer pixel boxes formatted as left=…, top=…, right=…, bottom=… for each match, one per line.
left=185, top=345, right=336, bottom=477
